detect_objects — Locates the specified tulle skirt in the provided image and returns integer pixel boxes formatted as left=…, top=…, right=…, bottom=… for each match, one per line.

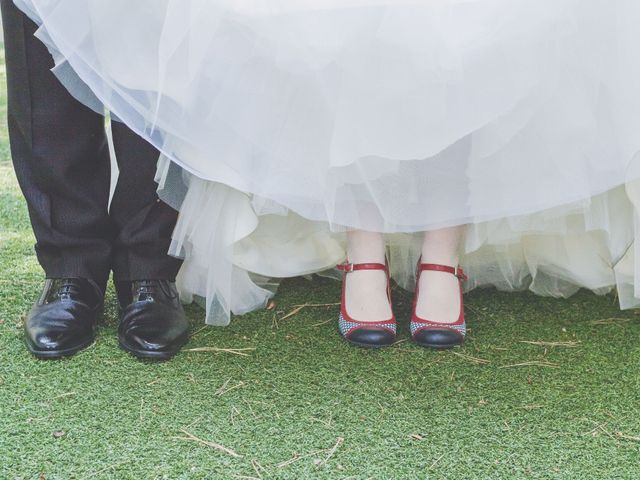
left=14, top=0, right=640, bottom=324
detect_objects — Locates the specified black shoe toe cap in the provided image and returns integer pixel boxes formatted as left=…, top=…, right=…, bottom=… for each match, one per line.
left=347, top=328, right=395, bottom=348
left=413, top=328, right=463, bottom=349
left=25, top=303, right=98, bottom=358
left=118, top=301, right=189, bottom=359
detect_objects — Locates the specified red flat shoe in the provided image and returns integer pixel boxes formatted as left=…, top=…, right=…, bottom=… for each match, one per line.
left=337, top=261, right=397, bottom=348
left=411, top=262, right=467, bottom=349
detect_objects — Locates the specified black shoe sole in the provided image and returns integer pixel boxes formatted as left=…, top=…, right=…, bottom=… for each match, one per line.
left=414, top=340, right=464, bottom=350
left=26, top=337, right=95, bottom=360
left=118, top=334, right=187, bottom=361
left=345, top=339, right=394, bottom=349
left=338, top=329, right=395, bottom=349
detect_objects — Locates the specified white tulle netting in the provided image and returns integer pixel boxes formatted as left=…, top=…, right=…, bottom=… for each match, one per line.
left=14, top=0, right=640, bottom=324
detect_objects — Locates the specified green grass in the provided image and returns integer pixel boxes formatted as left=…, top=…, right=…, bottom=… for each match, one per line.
left=2, top=52, right=640, bottom=480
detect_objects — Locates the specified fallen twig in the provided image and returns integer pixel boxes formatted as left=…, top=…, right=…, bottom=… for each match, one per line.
left=176, top=430, right=242, bottom=458
left=616, top=432, right=640, bottom=442
left=85, top=460, right=132, bottom=478
left=589, top=318, right=631, bottom=326
left=429, top=453, right=445, bottom=470
left=318, top=437, right=344, bottom=467
left=310, top=318, right=333, bottom=327
left=183, top=347, right=255, bottom=356
left=280, top=303, right=340, bottom=321
left=499, top=361, right=559, bottom=369
left=450, top=351, right=491, bottom=365
left=276, top=450, right=324, bottom=469
left=53, top=391, right=76, bottom=400
left=276, top=437, right=344, bottom=469
left=519, top=340, right=581, bottom=348
left=190, top=326, right=209, bottom=337
left=215, top=379, right=245, bottom=397
left=252, top=459, right=266, bottom=479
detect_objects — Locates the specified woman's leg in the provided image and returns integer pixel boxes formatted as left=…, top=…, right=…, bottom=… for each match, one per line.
left=416, top=226, right=466, bottom=322
left=344, top=230, right=393, bottom=321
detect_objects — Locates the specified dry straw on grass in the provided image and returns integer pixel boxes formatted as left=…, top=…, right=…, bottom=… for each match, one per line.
left=176, top=430, right=242, bottom=458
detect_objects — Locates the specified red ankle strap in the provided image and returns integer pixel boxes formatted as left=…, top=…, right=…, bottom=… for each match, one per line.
left=337, top=262, right=388, bottom=273
left=417, top=263, right=467, bottom=280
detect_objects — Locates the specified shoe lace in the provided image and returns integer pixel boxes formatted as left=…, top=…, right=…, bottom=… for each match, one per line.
left=135, top=280, right=159, bottom=301
left=56, top=278, right=81, bottom=300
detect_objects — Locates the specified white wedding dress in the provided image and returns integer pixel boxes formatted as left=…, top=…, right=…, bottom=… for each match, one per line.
left=14, top=0, right=640, bottom=324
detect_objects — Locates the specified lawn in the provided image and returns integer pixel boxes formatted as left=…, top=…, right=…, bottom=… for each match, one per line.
left=1, top=47, right=640, bottom=480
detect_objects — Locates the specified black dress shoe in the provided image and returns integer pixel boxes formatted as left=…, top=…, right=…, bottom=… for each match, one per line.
left=25, top=278, right=103, bottom=359
left=118, top=280, right=189, bottom=360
